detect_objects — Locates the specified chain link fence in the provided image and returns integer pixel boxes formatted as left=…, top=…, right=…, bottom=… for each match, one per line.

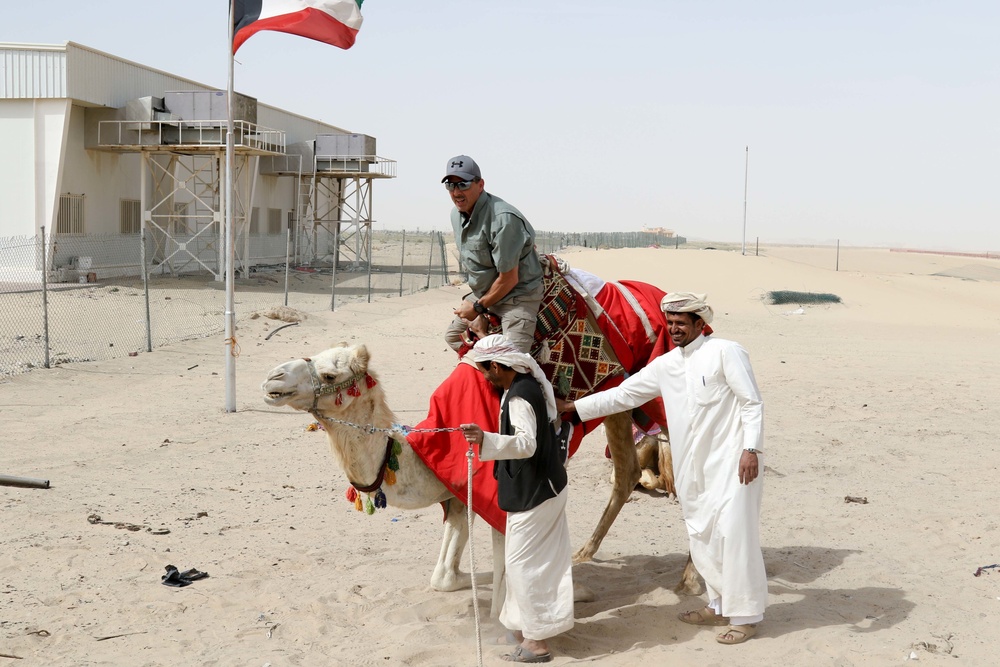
left=1, top=228, right=682, bottom=380
left=0, top=228, right=454, bottom=380
left=535, top=231, right=685, bottom=252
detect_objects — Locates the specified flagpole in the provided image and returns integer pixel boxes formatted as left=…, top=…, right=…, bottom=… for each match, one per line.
left=224, top=0, right=237, bottom=412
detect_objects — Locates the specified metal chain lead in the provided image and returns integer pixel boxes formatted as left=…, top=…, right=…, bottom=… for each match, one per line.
left=312, top=415, right=463, bottom=436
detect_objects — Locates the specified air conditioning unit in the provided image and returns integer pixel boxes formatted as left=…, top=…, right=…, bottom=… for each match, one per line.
left=163, top=90, right=258, bottom=124
left=315, top=133, right=376, bottom=171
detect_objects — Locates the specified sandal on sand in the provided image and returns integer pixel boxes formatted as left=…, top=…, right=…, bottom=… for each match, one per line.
left=717, top=624, right=758, bottom=644
left=678, top=606, right=730, bottom=626
left=495, top=630, right=520, bottom=646
left=501, top=645, right=552, bottom=663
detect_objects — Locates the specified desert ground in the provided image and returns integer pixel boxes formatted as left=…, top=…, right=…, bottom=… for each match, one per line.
left=2, top=244, right=999, bottom=666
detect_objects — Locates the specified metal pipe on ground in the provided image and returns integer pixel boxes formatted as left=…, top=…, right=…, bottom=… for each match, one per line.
left=0, top=474, right=50, bottom=489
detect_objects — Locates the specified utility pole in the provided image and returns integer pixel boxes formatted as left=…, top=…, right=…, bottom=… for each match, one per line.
left=742, top=145, right=749, bottom=256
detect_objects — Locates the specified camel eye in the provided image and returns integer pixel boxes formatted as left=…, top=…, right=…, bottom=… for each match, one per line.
left=322, top=374, right=337, bottom=383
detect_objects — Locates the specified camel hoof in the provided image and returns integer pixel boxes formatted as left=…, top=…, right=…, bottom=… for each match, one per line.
left=571, top=548, right=595, bottom=565
left=673, top=578, right=703, bottom=596
left=430, top=572, right=471, bottom=592
left=639, top=469, right=661, bottom=490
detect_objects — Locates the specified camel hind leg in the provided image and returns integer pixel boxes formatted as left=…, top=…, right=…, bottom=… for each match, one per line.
left=674, top=552, right=703, bottom=596
left=573, top=411, right=641, bottom=563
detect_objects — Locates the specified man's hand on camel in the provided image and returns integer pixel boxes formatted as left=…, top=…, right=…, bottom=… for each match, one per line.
left=454, top=300, right=477, bottom=321
left=460, top=423, right=484, bottom=447
left=468, top=315, right=488, bottom=339
left=555, top=398, right=575, bottom=414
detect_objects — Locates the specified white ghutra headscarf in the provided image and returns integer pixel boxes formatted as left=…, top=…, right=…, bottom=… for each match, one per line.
left=660, top=291, right=715, bottom=324
left=470, top=334, right=557, bottom=423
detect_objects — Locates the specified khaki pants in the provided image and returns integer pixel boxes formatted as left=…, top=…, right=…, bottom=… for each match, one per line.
left=445, top=286, right=543, bottom=355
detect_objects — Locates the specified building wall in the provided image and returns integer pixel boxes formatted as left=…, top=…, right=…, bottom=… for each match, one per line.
left=1, top=42, right=379, bottom=278
left=61, top=104, right=142, bottom=235
left=0, top=97, right=70, bottom=238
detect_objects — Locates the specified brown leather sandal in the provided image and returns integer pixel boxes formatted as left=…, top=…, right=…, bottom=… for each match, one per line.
left=716, top=624, right=758, bottom=644
left=677, top=606, right=730, bottom=626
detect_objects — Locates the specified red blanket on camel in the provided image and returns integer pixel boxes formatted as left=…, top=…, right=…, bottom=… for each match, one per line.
left=405, top=257, right=709, bottom=533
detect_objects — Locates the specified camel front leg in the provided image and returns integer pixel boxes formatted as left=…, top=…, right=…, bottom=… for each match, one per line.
left=430, top=498, right=471, bottom=592
left=574, top=412, right=641, bottom=563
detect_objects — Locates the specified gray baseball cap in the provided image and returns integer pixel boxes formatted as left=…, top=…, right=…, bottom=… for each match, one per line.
left=441, top=155, right=481, bottom=182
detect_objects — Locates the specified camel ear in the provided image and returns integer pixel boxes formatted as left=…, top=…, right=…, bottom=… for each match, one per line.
left=351, top=344, right=370, bottom=374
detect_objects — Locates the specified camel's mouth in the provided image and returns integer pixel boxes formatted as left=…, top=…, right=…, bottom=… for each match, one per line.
left=262, top=383, right=297, bottom=404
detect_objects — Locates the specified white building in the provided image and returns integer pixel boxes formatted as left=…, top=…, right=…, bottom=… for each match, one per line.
left=0, top=41, right=393, bottom=283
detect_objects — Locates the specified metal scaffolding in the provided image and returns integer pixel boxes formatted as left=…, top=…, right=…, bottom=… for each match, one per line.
left=96, top=119, right=285, bottom=280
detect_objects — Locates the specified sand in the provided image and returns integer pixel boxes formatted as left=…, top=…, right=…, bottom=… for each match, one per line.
left=2, top=245, right=999, bottom=666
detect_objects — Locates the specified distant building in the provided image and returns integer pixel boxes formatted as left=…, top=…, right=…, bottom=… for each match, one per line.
left=0, top=41, right=393, bottom=283
left=642, top=226, right=676, bottom=238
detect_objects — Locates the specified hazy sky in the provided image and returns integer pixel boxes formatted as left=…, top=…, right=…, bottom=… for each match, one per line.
left=6, top=1, right=998, bottom=250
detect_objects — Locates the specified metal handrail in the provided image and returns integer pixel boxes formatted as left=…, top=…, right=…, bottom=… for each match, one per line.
left=313, top=155, right=397, bottom=178
left=97, top=119, right=286, bottom=154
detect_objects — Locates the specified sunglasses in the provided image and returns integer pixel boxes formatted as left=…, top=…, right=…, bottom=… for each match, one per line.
left=444, top=179, right=478, bottom=192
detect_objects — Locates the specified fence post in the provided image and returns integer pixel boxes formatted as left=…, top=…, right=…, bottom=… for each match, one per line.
left=399, top=229, right=406, bottom=297
left=140, top=227, right=152, bottom=352
left=284, top=228, right=292, bottom=307
left=437, top=232, right=449, bottom=287
left=40, top=227, right=51, bottom=369
left=366, top=228, right=373, bottom=304
left=426, top=231, right=435, bottom=291
left=330, top=225, right=339, bottom=311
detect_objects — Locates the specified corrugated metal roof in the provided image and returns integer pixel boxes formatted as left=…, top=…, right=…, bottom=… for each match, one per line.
left=64, top=42, right=213, bottom=108
left=1, top=41, right=356, bottom=142
left=0, top=44, right=67, bottom=98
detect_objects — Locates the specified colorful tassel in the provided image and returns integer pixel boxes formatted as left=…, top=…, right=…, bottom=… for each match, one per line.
left=384, top=468, right=396, bottom=486
left=346, top=383, right=361, bottom=397
left=346, top=487, right=358, bottom=503
left=335, top=392, right=343, bottom=406
left=366, top=374, right=377, bottom=388
left=392, top=440, right=402, bottom=456
left=374, top=489, right=387, bottom=509
left=364, top=496, right=375, bottom=515
left=354, top=495, right=363, bottom=512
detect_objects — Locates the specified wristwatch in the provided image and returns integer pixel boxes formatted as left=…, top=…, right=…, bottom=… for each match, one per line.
left=473, top=300, right=487, bottom=315
left=744, top=448, right=759, bottom=454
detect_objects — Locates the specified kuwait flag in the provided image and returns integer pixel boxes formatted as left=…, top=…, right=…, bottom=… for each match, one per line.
left=233, top=0, right=364, bottom=53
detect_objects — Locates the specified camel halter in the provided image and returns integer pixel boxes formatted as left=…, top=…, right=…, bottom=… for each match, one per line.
left=303, top=357, right=374, bottom=417
left=302, top=358, right=399, bottom=513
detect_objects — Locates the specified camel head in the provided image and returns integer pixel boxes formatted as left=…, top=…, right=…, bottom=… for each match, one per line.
left=262, top=342, right=374, bottom=416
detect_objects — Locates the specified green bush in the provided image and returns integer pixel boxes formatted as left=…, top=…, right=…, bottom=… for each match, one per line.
left=766, top=290, right=842, bottom=305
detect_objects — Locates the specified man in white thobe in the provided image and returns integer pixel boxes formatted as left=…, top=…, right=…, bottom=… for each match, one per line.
left=559, top=292, right=767, bottom=645
left=461, top=334, right=574, bottom=663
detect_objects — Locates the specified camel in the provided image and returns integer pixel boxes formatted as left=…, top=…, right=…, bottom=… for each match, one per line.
left=262, top=342, right=701, bottom=616
left=631, top=429, right=673, bottom=493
